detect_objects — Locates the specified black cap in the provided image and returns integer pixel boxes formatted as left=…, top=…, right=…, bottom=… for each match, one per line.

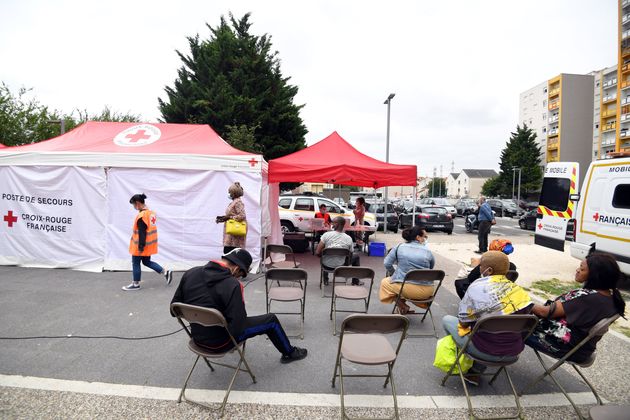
left=222, top=248, right=252, bottom=277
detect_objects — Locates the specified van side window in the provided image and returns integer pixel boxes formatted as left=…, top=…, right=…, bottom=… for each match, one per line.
left=279, top=198, right=292, bottom=209
left=539, top=178, right=571, bottom=211
left=294, top=198, right=314, bottom=211
left=612, top=184, right=630, bottom=209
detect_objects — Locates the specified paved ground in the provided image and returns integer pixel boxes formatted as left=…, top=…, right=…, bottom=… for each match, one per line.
left=1, top=229, right=629, bottom=419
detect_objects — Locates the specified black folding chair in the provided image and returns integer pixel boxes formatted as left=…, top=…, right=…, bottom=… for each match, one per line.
left=319, top=247, right=351, bottom=297
left=170, top=303, right=256, bottom=416
left=332, top=314, right=409, bottom=420
left=391, top=269, right=445, bottom=337
left=329, top=267, right=375, bottom=335
left=265, top=268, right=308, bottom=339
left=519, top=314, right=621, bottom=420
left=441, top=314, right=539, bottom=420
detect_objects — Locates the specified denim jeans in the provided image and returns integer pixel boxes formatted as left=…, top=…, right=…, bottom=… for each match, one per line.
left=132, top=255, right=163, bottom=282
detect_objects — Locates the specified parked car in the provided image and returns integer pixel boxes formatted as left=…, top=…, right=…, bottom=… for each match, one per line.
left=487, top=199, right=521, bottom=217
left=399, top=205, right=453, bottom=234
left=454, top=199, right=477, bottom=216
left=369, top=203, right=399, bottom=233
left=278, top=194, right=377, bottom=233
left=518, top=209, right=537, bottom=230
left=419, top=198, right=457, bottom=218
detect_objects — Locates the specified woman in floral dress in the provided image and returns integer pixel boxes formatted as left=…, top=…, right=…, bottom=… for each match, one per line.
left=216, top=182, right=247, bottom=254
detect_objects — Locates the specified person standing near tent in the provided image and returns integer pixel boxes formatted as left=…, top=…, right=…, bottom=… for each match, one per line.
left=352, top=197, right=367, bottom=247
left=123, top=194, right=172, bottom=291
left=216, top=182, right=247, bottom=254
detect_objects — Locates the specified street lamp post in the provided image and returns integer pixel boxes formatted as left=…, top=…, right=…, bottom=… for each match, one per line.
left=383, top=93, right=395, bottom=233
left=512, top=167, right=522, bottom=205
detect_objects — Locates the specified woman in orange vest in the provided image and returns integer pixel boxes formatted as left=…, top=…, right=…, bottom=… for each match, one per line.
left=122, top=193, right=173, bottom=291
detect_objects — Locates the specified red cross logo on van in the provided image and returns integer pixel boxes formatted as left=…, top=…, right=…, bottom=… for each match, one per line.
left=592, top=212, right=599, bottom=222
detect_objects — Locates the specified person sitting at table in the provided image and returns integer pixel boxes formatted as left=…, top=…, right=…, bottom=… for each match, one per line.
left=313, top=203, right=332, bottom=244
left=316, top=216, right=362, bottom=286
left=379, top=226, right=435, bottom=314
left=454, top=238, right=518, bottom=299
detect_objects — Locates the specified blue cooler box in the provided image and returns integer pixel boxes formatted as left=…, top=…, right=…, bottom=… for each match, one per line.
left=369, top=242, right=386, bottom=257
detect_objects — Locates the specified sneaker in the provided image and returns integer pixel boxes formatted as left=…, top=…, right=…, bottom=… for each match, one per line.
left=463, top=374, right=481, bottom=386
left=122, top=283, right=140, bottom=291
left=164, top=270, right=173, bottom=286
left=474, top=250, right=483, bottom=254
left=280, top=347, right=308, bottom=364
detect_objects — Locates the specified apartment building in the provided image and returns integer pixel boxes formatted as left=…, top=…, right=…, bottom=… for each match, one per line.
left=618, top=0, right=630, bottom=152
left=592, top=65, right=618, bottom=159
left=518, top=81, right=548, bottom=164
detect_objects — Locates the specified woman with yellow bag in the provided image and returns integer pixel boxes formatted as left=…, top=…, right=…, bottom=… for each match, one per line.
left=216, top=182, right=247, bottom=254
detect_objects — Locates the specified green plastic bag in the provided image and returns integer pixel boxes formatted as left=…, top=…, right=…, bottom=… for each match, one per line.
left=433, top=335, right=473, bottom=374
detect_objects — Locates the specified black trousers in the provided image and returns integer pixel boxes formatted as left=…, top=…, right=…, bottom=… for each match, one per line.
left=323, top=253, right=361, bottom=281
left=477, top=221, right=492, bottom=252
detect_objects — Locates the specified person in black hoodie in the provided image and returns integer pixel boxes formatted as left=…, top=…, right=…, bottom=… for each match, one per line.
left=171, top=248, right=308, bottom=364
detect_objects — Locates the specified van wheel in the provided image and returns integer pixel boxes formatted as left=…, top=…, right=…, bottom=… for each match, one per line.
left=280, top=221, right=295, bottom=234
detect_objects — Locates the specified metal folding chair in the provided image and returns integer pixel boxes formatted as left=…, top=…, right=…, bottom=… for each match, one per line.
left=265, top=268, right=308, bottom=339
left=329, top=267, right=375, bottom=335
left=265, top=244, right=301, bottom=272
left=170, top=303, right=257, bottom=416
left=519, top=314, right=621, bottom=420
left=331, top=314, right=409, bottom=420
left=441, top=314, right=538, bottom=420
left=391, top=269, right=445, bottom=337
left=319, top=247, right=351, bottom=297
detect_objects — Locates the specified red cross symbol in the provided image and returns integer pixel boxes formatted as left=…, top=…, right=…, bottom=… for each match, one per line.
left=3, top=211, right=17, bottom=227
left=592, top=212, right=599, bottom=222
left=248, top=158, right=258, bottom=167
left=537, top=223, right=543, bottom=230
left=150, top=215, right=156, bottom=225
left=125, top=130, right=151, bottom=143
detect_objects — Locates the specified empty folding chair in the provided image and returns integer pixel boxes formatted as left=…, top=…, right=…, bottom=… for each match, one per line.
left=265, top=244, right=301, bottom=273
left=319, top=247, right=351, bottom=297
left=170, top=303, right=257, bottom=416
left=390, top=269, right=445, bottom=337
left=329, top=267, right=375, bottom=335
left=265, top=268, right=308, bottom=339
left=441, top=314, right=538, bottom=420
left=519, top=314, right=621, bottom=420
left=331, top=314, right=409, bottom=420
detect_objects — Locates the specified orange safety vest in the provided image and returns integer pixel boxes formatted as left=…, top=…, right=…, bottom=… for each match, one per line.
left=129, top=209, right=158, bottom=256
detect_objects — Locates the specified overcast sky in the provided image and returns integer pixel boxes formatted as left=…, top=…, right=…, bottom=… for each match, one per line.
left=0, top=0, right=617, bottom=176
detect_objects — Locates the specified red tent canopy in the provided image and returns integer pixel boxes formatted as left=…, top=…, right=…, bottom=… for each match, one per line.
left=268, top=131, right=417, bottom=188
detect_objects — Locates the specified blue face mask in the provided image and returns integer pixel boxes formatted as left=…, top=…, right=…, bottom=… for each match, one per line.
left=423, top=238, right=429, bottom=245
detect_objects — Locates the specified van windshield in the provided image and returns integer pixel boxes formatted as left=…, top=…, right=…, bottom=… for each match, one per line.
left=539, top=177, right=570, bottom=211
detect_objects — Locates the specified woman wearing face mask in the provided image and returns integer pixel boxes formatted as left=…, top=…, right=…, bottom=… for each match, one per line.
left=442, top=251, right=532, bottom=386
left=216, top=182, right=247, bottom=254
left=525, top=252, right=626, bottom=363
left=379, top=226, right=435, bottom=314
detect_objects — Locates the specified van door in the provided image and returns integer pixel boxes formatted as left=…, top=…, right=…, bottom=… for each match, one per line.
left=535, top=162, right=579, bottom=251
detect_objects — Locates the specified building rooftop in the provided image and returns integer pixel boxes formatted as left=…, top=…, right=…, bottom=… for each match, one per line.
left=461, top=169, right=498, bottom=178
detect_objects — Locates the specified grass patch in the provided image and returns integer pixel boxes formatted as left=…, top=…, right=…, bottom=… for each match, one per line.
left=614, top=325, right=630, bottom=339
left=530, top=278, right=580, bottom=299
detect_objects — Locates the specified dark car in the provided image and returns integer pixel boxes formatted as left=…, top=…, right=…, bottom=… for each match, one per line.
left=370, top=203, right=399, bottom=233
left=399, top=205, right=453, bottom=234
left=518, top=209, right=537, bottom=230
left=487, top=199, right=521, bottom=218
left=454, top=199, right=477, bottom=216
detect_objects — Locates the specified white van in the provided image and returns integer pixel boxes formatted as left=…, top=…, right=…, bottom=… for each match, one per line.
left=535, top=156, right=630, bottom=276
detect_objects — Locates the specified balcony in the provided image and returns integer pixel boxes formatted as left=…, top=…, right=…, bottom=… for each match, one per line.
left=602, top=94, right=617, bottom=104
left=624, top=0, right=630, bottom=8
left=621, top=129, right=629, bottom=138
left=548, top=88, right=560, bottom=97
left=548, top=114, right=559, bottom=124
left=620, top=113, right=630, bottom=123
left=548, top=128, right=559, bottom=137
left=603, top=78, right=617, bottom=89
left=602, top=109, right=617, bottom=118
left=548, top=101, right=560, bottom=111
left=623, top=13, right=630, bottom=24
left=547, top=156, right=559, bottom=162
left=621, top=96, right=630, bottom=105
left=623, top=47, right=630, bottom=58
left=622, top=80, right=630, bottom=90
left=602, top=122, right=617, bottom=132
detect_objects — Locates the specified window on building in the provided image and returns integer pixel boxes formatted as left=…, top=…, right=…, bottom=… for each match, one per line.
left=612, top=184, right=630, bottom=209
left=542, top=127, right=547, bottom=133
left=543, top=88, right=548, bottom=94
left=595, top=123, right=599, bottom=129
left=596, top=81, right=600, bottom=87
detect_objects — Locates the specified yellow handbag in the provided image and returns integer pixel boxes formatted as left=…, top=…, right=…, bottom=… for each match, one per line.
left=226, top=219, right=247, bottom=237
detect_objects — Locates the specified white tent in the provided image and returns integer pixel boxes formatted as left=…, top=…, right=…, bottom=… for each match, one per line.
left=0, top=122, right=282, bottom=271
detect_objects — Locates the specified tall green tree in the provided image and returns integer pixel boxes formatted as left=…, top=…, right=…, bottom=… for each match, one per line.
left=493, top=124, right=543, bottom=198
left=0, top=83, right=140, bottom=146
left=158, top=12, right=307, bottom=164
left=426, top=178, right=446, bottom=197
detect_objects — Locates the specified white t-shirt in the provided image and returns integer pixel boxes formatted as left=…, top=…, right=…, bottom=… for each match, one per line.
left=321, top=230, right=353, bottom=267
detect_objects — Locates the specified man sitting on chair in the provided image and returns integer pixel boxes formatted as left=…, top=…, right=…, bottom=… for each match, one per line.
left=171, top=248, right=308, bottom=364
left=316, top=216, right=362, bottom=286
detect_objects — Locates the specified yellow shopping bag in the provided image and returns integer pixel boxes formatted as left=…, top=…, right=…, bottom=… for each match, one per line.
left=225, top=219, right=247, bottom=237
left=433, top=335, right=473, bottom=374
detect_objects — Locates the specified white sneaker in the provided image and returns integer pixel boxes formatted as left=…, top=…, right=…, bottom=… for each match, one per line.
left=122, top=283, right=140, bottom=291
